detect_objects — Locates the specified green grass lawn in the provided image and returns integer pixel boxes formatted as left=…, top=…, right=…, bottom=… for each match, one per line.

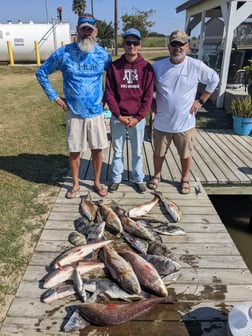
left=0, top=66, right=68, bottom=322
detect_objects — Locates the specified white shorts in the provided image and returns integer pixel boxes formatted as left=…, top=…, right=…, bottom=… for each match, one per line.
left=66, top=110, right=108, bottom=152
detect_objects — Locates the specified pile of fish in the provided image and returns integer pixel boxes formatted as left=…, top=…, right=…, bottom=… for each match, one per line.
left=40, top=191, right=185, bottom=332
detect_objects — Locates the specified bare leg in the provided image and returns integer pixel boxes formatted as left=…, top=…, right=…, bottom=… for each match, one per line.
left=180, top=153, right=192, bottom=181
left=180, top=154, right=192, bottom=194
left=65, top=152, right=81, bottom=198
left=69, top=152, right=80, bottom=190
left=147, top=154, right=165, bottom=190
left=153, top=154, right=165, bottom=180
left=91, top=149, right=107, bottom=196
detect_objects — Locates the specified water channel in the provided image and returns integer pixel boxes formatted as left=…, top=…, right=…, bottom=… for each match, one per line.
left=209, top=195, right=252, bottom=272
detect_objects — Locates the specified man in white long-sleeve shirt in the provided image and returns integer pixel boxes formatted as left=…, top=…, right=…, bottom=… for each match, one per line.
left=147, top=29, right=219, bottom=194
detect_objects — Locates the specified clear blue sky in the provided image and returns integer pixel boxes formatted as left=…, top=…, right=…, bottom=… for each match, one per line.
left=0, top=0, right=186, bottom=35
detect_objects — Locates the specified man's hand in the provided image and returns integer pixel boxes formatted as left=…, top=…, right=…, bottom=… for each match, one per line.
left=55, top=96, right=69, bottom=111
left=127, top=117, right=138, bottom=128
left=118, top=116, right=139, bottom=127
left=189, top=99, right=202, bottom=115
left=118, top=115, right=131, bottom=127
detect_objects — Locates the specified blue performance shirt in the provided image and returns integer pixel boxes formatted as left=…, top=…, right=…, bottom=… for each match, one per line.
left=36, top=43, right=112, bottom=118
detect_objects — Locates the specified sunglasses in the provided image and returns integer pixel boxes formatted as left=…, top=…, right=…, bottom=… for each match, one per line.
left=170, top=41, right=187, bottom=47
left=125, top=40, right=140, bottom=46
left=78, top=17, right=96, bottom=25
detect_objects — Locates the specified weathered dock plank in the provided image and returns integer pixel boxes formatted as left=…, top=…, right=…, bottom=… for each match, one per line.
left=74, top=129, right=252, bottom=189
left=201, top=131, right=251, bottom=183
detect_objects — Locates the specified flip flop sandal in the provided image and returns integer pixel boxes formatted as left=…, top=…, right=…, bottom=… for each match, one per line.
left=94, top=185, right=108, bottom=197
left=180, top=180, right=190, bottom=194
left=65, top=187, right=80, bottom=199
left=147, top=176, right=160, bottom=190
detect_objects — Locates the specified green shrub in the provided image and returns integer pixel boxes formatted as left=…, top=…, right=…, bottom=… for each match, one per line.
left=231, top=96, right=252, bottom=118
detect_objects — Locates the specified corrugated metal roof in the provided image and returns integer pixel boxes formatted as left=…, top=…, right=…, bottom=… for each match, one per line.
left=176, top=0, right=205, bottom=13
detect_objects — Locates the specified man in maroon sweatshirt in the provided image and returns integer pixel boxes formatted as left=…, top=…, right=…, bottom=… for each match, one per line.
left=105, top=28, right=154, bottom=193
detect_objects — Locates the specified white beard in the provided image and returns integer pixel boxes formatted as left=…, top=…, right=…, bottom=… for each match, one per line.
left=170, top=50, right=186, bottom=63
left=77, top=37, right=96, bottom=53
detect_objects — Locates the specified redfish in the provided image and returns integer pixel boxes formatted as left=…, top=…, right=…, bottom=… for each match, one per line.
left=51, top=240, right=112, bottom=269
left=80, top=195, right=97, bottom=221
left=126, top=196, right=159, bottom=218
left=116, top=248, right=168, bottom=297
left=43, top=259, right=105, bottom=289
left=41, top=284, right=75, bottom=303
left=95, top=200, right=123, bottom=233
left=42, top=264, right=74, bottom=289
left=152, top=191, right=182, bottom=222
left=116, top=207, right=155, bottom=241
left=99, top=245, right=141, bottom=294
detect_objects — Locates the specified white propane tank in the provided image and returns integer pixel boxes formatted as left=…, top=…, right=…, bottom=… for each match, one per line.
left=0, top=21, right=71, bottom=62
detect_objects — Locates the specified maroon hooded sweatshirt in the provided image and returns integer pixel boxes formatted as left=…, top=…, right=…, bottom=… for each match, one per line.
left=105, top=54, right=154, bottom=121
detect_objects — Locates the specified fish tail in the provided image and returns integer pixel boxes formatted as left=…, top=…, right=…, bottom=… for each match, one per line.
left=80, top=194, right=89, bottom=200
left=151, top=190, right=163, bottom=199
left=93, top=200, right=103, bottom=205
left=161, top=295, right=174, bottom=304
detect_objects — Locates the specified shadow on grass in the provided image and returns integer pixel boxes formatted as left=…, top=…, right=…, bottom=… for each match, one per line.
left=0, top=153, right=69, bottom=185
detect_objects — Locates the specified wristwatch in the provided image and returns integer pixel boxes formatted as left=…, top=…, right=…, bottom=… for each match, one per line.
left=198, top=98, right=204, bottom=105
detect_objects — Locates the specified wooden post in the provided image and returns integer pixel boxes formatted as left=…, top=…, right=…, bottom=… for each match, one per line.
left=114, top=0, right=118, bottom=56
left=249, top=196, right=252, bottom=231
left=7, top=41, right=14, bottom=66
left=34, top=41, right=41, bottom=66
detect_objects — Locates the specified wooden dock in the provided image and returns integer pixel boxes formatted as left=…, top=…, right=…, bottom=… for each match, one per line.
left=1, top=129, right=252, bottom=336
left=80, top=128, right=252, bottom=194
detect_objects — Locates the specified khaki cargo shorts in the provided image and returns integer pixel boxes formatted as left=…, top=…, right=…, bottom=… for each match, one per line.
left=153, top=127, right=196, bottom=159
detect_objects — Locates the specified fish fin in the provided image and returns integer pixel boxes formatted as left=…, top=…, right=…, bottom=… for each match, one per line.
left=86, top=291, right=99, bottom=303
left=56, top=262, right=64, bottom=270
left=162, top=271, right=181, bottom=285
left=93, top=199, right=103, bottom=206
left=98, top=292, right=110, bottom=303
left=63, top=310, right=89, bottom=332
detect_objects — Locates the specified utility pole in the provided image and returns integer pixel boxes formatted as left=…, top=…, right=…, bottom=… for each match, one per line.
left=114, top=0, right=118, bottom=56
left=91, top=0, right=94, bottom=16
left=45, top=0, right=49, bottom=23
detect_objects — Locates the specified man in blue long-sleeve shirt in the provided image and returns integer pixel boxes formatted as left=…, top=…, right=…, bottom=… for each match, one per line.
left=36, top=13, right=111, bottom=198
